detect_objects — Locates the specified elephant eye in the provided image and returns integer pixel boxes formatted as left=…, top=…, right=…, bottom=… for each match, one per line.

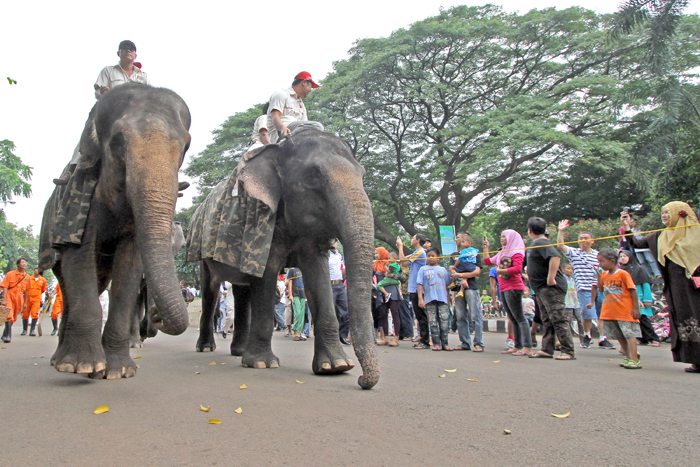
left=303, top=168, right=324, bottom=190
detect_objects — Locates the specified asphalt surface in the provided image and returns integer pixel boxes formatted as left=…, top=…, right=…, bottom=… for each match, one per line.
left=1, top=326, right=698, bottom=466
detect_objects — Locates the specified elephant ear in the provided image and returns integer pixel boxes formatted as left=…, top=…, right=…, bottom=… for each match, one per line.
left=237, top=145, right=283, bottom=211
left=77, top=103, right=103, bottom=169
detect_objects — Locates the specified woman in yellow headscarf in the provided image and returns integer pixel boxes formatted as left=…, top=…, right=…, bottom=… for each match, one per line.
left=622, top=202, right=700, bottom=373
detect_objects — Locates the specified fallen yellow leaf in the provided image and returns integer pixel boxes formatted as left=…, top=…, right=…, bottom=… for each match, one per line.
left=195, top=372, right=201, bottom=374
left=607, top=359, right=613, bottom=361
left=296, top=380, right=305, bottom=384
left=200, top=405, right=211, bottom=412
left=1, top=347, right=6, bottom=349
left=234, top=407, right=243, bottom=414
left=383, top=351, right=389, bottom=353
left=466, top=379, right=479, bottom=382
left=208, top=419, right=221, bottom=424
left=504, top=429, right=511, bottom=435
left=93, top=405, right=109, bottom=415
left=444, top=369, right=457, bottom=373
left=134, top=356, right=142, bottom=360
left=550, top=411, right=571, bottom=418
left=208, top=362, right=216, bottom=366
left=240, top=384, right=247, bottom=389
left=221, top=362, right=227, bottom=365
left=438, top=374, right=446, bottom=378
left=492, top=360, right=501, bottom=363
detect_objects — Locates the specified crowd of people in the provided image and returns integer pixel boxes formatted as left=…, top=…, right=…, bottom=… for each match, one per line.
left=368, top=202, right=700, bottom=374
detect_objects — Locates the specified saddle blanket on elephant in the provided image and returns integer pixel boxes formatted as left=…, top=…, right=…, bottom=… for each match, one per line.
left=38, top=165, right=99, bottom=271
left=186, top=168, right=276, bottom=278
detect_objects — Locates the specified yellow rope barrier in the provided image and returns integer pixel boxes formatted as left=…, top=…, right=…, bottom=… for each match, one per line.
left=373, top=222, right=700, bottom=261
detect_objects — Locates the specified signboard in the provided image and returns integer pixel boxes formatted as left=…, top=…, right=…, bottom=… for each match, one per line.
left=439, top=225, right=457, bottom=259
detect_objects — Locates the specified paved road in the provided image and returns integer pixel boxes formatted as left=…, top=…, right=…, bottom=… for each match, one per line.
left=1, top=327, right=697, bottom=466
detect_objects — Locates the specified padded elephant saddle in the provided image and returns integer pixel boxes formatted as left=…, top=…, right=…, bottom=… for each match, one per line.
left=38, top=165, right=100, bottom=271
left=185, top=166, right=277, bottom=278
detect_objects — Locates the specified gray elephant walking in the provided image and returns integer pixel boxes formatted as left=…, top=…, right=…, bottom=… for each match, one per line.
left=39, top=83, right=192, bottom=379
left=186, top=128, right=379, bottom=389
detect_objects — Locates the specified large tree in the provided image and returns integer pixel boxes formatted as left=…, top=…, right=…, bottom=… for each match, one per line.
left=0, top=139, right=32, bottom=203
left=307, top=6, right=698, bottom=245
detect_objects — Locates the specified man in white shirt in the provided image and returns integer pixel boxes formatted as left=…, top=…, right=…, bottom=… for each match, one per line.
left=328, top=239, right=349, bottom=345
left=54, top=40, right=150, bottom=185
left=266, top=71, right=319, bottom=143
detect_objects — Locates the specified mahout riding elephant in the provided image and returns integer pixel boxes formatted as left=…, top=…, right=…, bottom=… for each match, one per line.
left=39, top=83, right=192, bottom=379
left=130, top=220, right=186, bottom=347
left=186, top=128, right=379, bottom=389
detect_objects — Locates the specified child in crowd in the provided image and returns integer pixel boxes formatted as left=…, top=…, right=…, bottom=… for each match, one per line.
left=589, top=248, right=642, bottom=369
left=377, top=252, right=401, bottom=302
left=451, top=236, right=479, bottom=299
left=522, top=288, right=535, bottom=327
left=563, top=263, right=584, bottom=344
left=417, top=247, right=453, bottom=351
left=618, top=250, right=661, bottom=347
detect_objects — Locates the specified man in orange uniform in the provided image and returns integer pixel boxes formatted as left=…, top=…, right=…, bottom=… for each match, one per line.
left=24, top=267, right=48, bottom=336
left=1, top=258, right=30, bottom=343
left=51, top=283, right=64, bottom=336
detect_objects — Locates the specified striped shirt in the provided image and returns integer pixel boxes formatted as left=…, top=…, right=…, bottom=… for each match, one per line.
left=565, top=248, right=598, bottom=291
left=407, top=247, right=427, bottom=293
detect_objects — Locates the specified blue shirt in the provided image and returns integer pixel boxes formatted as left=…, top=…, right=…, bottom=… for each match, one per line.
left=407, top=247, right=427, bottom=293
left=416, top=265, right=449, bottom=304
left=458, top=247, right=479, bottom=264
left=489, top=266, right=501, bottom=300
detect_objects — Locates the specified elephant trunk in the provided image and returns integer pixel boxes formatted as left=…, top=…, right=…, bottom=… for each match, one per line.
left=127, top=128, right=189, bottom=336
left=336, top=188, right=380, bottom=389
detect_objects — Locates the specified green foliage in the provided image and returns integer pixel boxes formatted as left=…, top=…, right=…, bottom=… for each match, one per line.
left=184, top=105, right=265, bottom=202
left=308, top=6, right=658, bottom=246
left=6, top=77, right=17, bottom=85
left=174, top=206, right=199, bottom=288
left=0, top=210, right=39, bottom=273
left=0, top=140, right=32, bottom=202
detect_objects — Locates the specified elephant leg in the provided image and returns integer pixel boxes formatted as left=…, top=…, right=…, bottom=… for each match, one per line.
left=230, top=285, right=251, bottom=356
left=129, top=283, right=145, bottom=348
left=99, top=237, right=142, bottom=380
left=296, top=245, right=354, bottom=375
left=140, top=286, right=158, bottom=340
left=51, top=231, right=106, bottom=375
left=196, top=260, right=218, bottom=352
left=241, top=243, right=286, bottom=369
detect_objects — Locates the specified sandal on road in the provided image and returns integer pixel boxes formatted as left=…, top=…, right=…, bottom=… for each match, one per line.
left=293, top=336, right=302, bottom=341
left=431, top=345, right=442, bottom=351
left=442, top=346, right=453, bottom=351
left=512, top=350, right=531, bottom=357
left=473, top=345, right=484, bottom=352
left=529, top=352, right=553, bottom=359
left=502, top=348, right=519, bottom=354
left=454, top=345, right=471, bottom=351
left=555, top=354, right=576, bottom=360
left=413, top=343, right=431, bottom=350
left=685, top=365, right=700, bottom=373
left=651, top=341, right=661, bottom=347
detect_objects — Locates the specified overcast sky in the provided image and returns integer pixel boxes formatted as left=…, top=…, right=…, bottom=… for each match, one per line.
left=3, top=0, right=699, bottom=234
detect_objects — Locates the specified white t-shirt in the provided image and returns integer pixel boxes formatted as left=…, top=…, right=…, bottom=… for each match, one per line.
left=266, top=87, right=307, bottom=143
left=252, top=115, right=269, bottom=143
left=276, top=280, right=287, bottom=305
left=94, top=64, right=150, bottom=99
left=328, top=250, right=344, bottom=281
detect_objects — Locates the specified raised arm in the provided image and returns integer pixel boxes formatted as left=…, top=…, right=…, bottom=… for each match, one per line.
left=557, top=220, right=571, bottom=254
left=621, top=212, right=652, bottom=249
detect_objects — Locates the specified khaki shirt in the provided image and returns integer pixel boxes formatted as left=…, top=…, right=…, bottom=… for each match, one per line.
left=94, top=64, right=150, bottom=99
left=266, top=87, right=307, bottom=143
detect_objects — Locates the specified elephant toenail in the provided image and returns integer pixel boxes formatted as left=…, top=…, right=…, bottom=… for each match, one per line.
left=270, top=362, right=280, bottom=368
left=254, top=361, right=267, bottom=369
left=321, top=362, right=331, bottom=370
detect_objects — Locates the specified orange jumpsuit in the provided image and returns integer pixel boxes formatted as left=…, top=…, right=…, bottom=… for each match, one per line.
left=25, top=274, right=47, bottom=320
left=0, top=270, right=30, bottom=323
left=51, top=284, right=64, bottom=320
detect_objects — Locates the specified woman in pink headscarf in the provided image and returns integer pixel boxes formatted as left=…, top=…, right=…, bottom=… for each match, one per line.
left=483, top=230, right=532, bottom=356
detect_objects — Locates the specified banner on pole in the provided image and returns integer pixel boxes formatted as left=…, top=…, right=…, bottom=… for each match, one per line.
left=439, top=225, right=457, bottom=258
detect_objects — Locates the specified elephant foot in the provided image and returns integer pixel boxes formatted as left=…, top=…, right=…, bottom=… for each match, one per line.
left=103, top=352, right=137, bottom=380
left=129, top=338, right=144, bottom=349
left=51, top=331, right=106, bottom=375
left=241, top=349, right=280, bottom=369
left=196, top=336, right=216, bottom=352
left=230, top=341, right=245, bottom=356
left=312, top=341, right=355, bottom=375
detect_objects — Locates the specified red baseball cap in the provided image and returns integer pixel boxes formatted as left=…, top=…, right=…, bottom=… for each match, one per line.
left=295, top=71, right=320, bottom=88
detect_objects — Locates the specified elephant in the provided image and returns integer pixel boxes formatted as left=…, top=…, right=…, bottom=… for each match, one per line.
left=129, top=220, right=186, bottom=347
left=38, top=83, right=192, bottom=379
left=186, top=128, right=379, bottom=389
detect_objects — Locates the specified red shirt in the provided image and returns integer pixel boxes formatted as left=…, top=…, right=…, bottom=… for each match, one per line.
left=484, top=253, right=525, bottom=291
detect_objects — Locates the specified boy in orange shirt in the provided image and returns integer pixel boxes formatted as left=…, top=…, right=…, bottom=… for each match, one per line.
left=588, top=248, right=642, bottom=369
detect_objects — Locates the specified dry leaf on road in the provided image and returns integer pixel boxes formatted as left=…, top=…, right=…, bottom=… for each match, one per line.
left=466, top=379, right=479, bottom=382
left=208, top=419, right=221, bottom=424
left=550, top=411, right=571, bottom=418
left=234, top=407, right=243, bottom=414
left=296, top=380, right=305, bottom=384
left=492, top=360, right=501, bottom=363
left=444, top=369, right=457, bottom=373
left=93, top=406, right=109, bottom=415
left=240, top=384, right=247, bottom=389
left=200, top=405, right=211, bottom=412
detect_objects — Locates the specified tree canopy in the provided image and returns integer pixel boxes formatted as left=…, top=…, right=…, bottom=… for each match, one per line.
left=0, top=139, right=32, bottom=203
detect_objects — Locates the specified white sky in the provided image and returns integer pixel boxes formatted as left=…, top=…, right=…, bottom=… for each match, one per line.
left=3, top=0, right=699, bottom=234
